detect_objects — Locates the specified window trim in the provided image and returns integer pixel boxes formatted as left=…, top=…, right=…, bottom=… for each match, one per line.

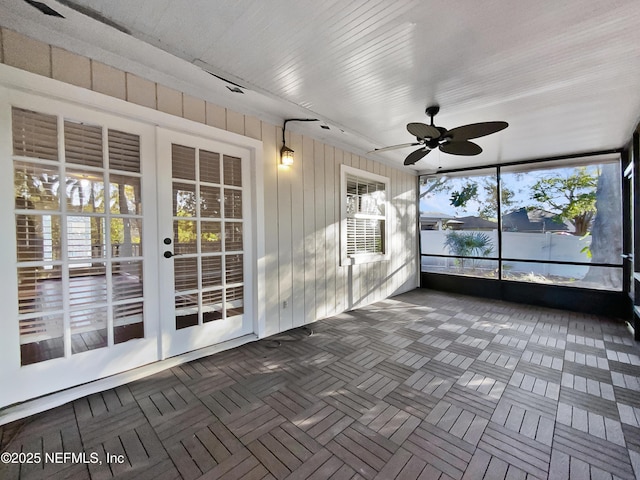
left=340, top=164, right=389, bottom=266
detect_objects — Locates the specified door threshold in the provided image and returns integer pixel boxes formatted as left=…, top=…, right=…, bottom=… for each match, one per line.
left=0, top=334, right=258, bottom=426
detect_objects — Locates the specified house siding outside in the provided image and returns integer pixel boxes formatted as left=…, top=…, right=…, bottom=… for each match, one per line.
left=0, top=28, right=418, bottom=340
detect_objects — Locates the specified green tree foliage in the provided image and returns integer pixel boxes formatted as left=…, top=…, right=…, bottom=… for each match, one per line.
left=421, top=176, right=514, bottom=219
left=529, top=167, right=597, bottom=236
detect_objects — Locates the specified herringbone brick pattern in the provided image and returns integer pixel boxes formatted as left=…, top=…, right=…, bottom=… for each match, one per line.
left=2, top=289, right=640, bottom=479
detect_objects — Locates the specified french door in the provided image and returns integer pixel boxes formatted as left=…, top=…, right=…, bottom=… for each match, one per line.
left=0, top=82, right=258, bottom=409
left=0, top=94, right=161, bottom=407
left=157, top=129, right=254, bottom=359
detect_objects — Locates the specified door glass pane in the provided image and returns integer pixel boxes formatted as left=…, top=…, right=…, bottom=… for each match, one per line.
left=109, top=130, right=140, bottom=173
left=110, top=218, right=142, bottom=257
left=223, top=155, right=242, bottom=186
left=202, top=290, right=223, bottom=323
left=226, top=286, right=244, bottom=317
left=64, top=121, right=103, bottom=168
left=12, top=107, right=146, bottom=365
left=202, top=256, right=222, bottom=287
left=110, top=175, right=141, bottom=215
left=18, top=267, right=64, bottom=314
left=112, top=261, right=143, bottom=300
left=70, top=307, right=108, bottom=353
left=14, top=161, right=61, bottom=210
left=200, top=150, right=220, bottom=184
left=69, top=265, right=107, bottom=308
left=173, top=183, right=196, bottom=217
left=19, top=314, right=64, bottom=365
left=12, top=108, right=58, bottom=160
left=172, top=144, right=195, bottom=180
left=16, top=214, right=62, bottom=262
left=224, top=189, right=242, bottom=219
left=200, top=186, right=221, bottom=218
left=171, top=143, right=246, bottom=330
left=174, top=257, right=198, bottom=291
left=65, top=170, right=105, bottom=213
left=174, top=220, right=198, bottom=254
left=114, top=302, right=144, bottom=343
left=225, top=254, right=243, bottom=284
left=67, top=217, right=105, bottom=260
left=175, top=294, right=198, bottom=329
left=225, top=223, right=243, bottom=251
left=201, top=221, right=221, bottom=252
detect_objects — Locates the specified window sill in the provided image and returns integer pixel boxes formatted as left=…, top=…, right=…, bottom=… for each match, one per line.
left=341, top=254, right=388, bottom=266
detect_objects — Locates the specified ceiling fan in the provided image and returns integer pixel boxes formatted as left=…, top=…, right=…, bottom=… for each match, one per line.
left=371, top=105, right=508, bottom=166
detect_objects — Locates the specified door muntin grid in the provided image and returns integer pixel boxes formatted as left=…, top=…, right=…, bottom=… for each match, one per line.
left=12, top=107, right=146, bottom=365
left=171, top=144, right=244, bottom=329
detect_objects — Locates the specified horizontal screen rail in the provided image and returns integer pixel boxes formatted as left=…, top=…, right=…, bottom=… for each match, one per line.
left=421, top=253, right=622, bottom=268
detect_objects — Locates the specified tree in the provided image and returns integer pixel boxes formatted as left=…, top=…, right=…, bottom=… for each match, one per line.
left=582, top=163, right=622, bottom=288
left=529, top=167, right=598, bottom=236
left=421, top=177, right=514, bottom=220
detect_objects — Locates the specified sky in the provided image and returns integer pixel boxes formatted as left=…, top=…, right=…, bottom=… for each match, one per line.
left=419, top=165, right=601, bottom=218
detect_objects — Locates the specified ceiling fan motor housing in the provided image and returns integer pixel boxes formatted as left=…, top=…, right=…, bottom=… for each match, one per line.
left=425, top=105, right=440, bottom=118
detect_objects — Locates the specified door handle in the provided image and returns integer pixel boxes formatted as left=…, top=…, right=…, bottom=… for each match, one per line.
left=163, top=251, right=183, bottom=258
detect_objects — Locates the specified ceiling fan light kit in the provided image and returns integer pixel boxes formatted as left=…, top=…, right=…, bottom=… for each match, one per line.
left=372, top=105, right=508, bottom=166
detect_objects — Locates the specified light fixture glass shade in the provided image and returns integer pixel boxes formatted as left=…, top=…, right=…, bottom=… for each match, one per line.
left=281, top=145, right=294, bottom=166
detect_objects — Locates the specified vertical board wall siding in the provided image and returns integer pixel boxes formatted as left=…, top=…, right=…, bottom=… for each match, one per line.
left=302, top=135, right=316, bottom=325
left=290, top=131, right=305, bottom=328
left=0, top=27, right=418, bottom=340
left=276, top=126, right=294, bottom=333
left=262, top=122, right=280, bottom=337
left=314, top=140, right=327, bottom=321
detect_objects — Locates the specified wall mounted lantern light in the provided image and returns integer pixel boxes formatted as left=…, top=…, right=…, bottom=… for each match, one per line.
left=280, top=144, right=295, bottom=166
left=281, top=118, right=319, bottom=166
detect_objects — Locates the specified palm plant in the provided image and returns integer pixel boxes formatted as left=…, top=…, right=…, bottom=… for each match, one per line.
left=444, top=231, right=495, bottom=270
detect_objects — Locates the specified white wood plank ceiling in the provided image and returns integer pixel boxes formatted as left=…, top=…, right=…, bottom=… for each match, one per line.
left=2, top=0, right=640, bottom=172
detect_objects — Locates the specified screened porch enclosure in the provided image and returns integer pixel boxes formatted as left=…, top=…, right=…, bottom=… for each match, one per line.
left=420, top=157, right=624, bottom=292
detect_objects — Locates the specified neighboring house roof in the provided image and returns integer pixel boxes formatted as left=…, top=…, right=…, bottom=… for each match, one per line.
left=502, top=208, right=569, bottom=232
left=450, top=216, right=498, bottom=230
left=420, top=212, right=455, bottom=221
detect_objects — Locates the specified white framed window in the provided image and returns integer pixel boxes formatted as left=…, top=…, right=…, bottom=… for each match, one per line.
left=341, top=165, right=389, bottom=265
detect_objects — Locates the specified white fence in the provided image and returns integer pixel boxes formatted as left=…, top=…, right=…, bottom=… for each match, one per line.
left=421, top=230, right=591, bottom=278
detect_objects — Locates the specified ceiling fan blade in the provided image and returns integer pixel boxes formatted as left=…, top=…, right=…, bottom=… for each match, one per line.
left=404, top=148, right=431, bottom=165
left=407, top=123, right=440, bottom=140
left=440, top=141, right=482, bottom=156
left=367, top=142, right=421, bottom=154
left=447, top=121, right=508, bottom=140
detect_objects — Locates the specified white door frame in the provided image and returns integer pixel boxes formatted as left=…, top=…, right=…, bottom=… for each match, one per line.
left=156, top=128, right=256, bottom=359
left=0, top=64, right=266, bottom=409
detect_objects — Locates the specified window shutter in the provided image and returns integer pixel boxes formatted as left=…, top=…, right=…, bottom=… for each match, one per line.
left=344, top=172, right=387, bottom=257
left=223, top=155, right=242, bottom=186
left=12, top=108, right=58, bottom=160
left=172, top=144, right=196, bottom=180
left=64, top=121, right=103, bottom=168
left=225, top=254, right=244, bottom=284
left=109, top=130, right=141, bottom=173
left=200, top=150, right=221, bottom=184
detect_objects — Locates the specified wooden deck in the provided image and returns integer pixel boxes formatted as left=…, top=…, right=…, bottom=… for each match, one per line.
left=2, top=289, right=640, bottom=479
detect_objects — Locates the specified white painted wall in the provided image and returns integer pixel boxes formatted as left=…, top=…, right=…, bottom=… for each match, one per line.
left=0, top=28, right=418, bottom=342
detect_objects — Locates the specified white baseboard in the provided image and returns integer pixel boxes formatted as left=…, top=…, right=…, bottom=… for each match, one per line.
left=0, top=334, right=258, bottom=426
